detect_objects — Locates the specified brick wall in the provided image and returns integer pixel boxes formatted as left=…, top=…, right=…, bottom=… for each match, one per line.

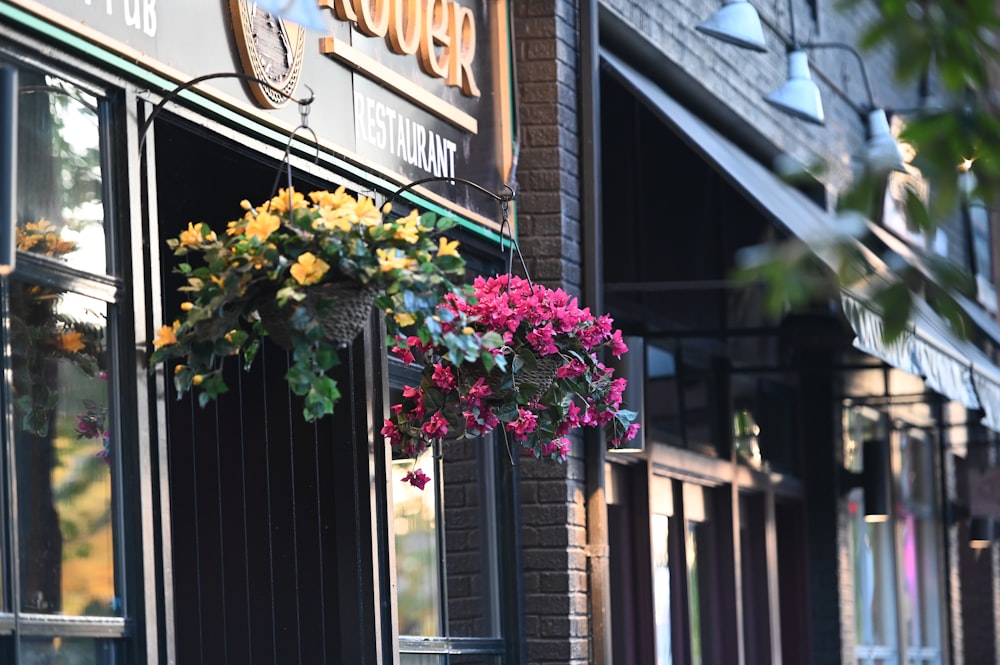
left=512, top=1, right=591, bottom=663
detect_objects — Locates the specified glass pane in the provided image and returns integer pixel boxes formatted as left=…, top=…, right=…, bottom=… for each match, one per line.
left=848, top=487, right=898, bottom=652
left=17, top=72, right=106, bottom=273
left=686, top=521, right=704, bottom=665
left=652, top=512, right=672, bottom=665
left=441, top=436, right=499, bottom=638
left=400, top=655, right=444, bottom=665
left=19, top=636, right=117, bottom=665
left=10, top=280, right=116, bottom=616
left=393, top=450, right=442, bottom=637
left=897, top=431, right=941, bottom=656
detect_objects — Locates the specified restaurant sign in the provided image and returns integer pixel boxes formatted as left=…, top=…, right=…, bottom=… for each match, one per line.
left=6, top=0, right=514, bottom=227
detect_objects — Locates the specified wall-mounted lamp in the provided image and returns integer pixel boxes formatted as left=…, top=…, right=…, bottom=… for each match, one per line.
left=606, top=335, right=645, bottom=454
left=766, top=42, right=905, bottom=172
left=696, top=0, right=906, bottom=173
left=696, top=0, right=767, bottom=52
left=841, top=438, right=891, bottom=522
left=948, top=503, right=997, bottom=549
left=765, top=49, right=824, bottom=125
left=0, top=65, right=17, bottom=276
left=968, top=517, right=995, bottom=549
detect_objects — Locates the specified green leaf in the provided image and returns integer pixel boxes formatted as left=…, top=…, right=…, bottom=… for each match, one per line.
left=872, top=282, right=913, bottom=343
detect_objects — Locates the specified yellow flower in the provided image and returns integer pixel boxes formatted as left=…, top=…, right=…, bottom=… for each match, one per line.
left=192, top=374, right=204, bottom=386
left=56, top=330, right=86, bottom=354
left=290, top=252, right=330, bottom=285
left=153, top=321, right=181, bottom=350
left=393, top=211, right=422, bottom=244
left=268, top=188, right=307, bottom=214
left=462, top=326, right=474, bottom=336
left=180, top=302, right=194, bottom=311
left=46, top=238, right=77, bottom=255
left=16, top=229, right=40, bottom=251
left=310, top=186, right=356, bottom=210
left=317, top=206, right=355, bottom=232
left=436, top=237, right=460, bottom=258
left=394, top=312, right=416, bottom=327
left=174, top=364, right=184, bottom=373
left=376, top=248, right=416, bottom=273
left=227, top=218, right=247, bottom=236
left=246, top=210, right=280, bottom=242
left=355, top=196, right=383, bottom=227
left=179, top=222, right=212, bottom=247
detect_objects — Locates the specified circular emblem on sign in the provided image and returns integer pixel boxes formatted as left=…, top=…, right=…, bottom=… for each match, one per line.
left=229, top=1, right=307, bottom=108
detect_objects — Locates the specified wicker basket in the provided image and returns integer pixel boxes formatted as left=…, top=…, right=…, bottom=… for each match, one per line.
left=257, top=280, right=379, bottom=350
left=463, top=353, right=563, bottom=397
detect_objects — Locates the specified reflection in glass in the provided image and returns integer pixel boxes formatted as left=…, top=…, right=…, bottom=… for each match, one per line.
left=20, top=636, right=116, bottom=665
left=441, top=436, right=499, bottom=638
left=897, top=431, right=941, bottom=656
left=10, top=281, right=115, bottom=616
left=686, top=522, right=703, bottom=665
left=848, top=487, right=898, bottom=656
left=399, top=655, right=445, bottom=665
left=17, top=72, right=106, bottom=272
left=652, top=513, right=672, bottom=665
left=393, top=450, right=441, bottom=637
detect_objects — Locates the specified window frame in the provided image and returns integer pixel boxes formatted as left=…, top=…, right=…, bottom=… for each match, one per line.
left=0, top=43, right=156, bottom=663
left=386, top=353, right=524, bottom=663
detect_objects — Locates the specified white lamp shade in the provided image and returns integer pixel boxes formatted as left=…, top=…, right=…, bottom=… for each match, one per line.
left=696, top=0, right=767, bottom=52
left=765, top=50, right=825, bottom=125
left=863, top=108, right=906, bottom=173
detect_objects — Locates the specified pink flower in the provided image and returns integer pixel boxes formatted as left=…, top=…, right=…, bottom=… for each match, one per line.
left=505, top=408, right=538, bottom=440
left=431, top=362, right=456, bottom=391
left=556, top=358, right=587, bottom=379
left=608, top=329, right=629, bottom=357
left=380, top=419, right=402, bottom=444
left=421, top=411, right=450, bottom=438
left=540, top=437, right=570, bottom=461
left=391, top=345, right=415, bottom=365
left=465, top=377, right=493, bottom=400
left=402, top=468, right=431, bottom=490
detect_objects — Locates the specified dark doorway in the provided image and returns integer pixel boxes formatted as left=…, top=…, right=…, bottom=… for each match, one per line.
left=153, top=118, right=380, bottom=665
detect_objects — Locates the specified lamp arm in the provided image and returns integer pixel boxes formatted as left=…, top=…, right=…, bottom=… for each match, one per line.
left=802, top=41, right=876, bottom=111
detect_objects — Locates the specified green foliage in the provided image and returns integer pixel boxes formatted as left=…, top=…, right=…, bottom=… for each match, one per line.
left=150, top=187, right=490, bottom=423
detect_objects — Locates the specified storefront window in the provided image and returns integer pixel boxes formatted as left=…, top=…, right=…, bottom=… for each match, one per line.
left=652, top=513, right=672, bottom=665
left=684, top=483, right=715, bottom=665
left=17, top=72, right=106, bottom=274
left=844, top=407, right=943, bottom=665
left=651, top=472, right=674, bottom=665
left=389, top=363, right=506, bottom=661
left=12, top=284, right=114, bottom=617
left=2, top=62, right=126, bottom=664
left=897, top=429, right=942, bottom=663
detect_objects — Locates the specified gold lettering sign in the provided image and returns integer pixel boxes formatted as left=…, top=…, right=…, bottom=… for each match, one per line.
left=319, top=0, right=479, bottom=98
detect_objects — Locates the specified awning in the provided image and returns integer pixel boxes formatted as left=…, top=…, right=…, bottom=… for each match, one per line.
left=600, top=50, right=1000, bottom=422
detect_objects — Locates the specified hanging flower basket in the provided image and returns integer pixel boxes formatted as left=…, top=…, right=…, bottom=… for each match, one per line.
left=150, top=187, right=472, bottom=421
left=256, top=280, right=381, bottom=350
left=383, top=274, right=641, bottom=486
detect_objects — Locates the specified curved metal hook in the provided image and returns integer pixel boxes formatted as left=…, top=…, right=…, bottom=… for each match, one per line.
left=387, top=175, right=530, bottom=285
left=270, top=123, right=322, bottom=197
left=137, top=72, right=315, bottom=149
left=387, top=176, right=516, bottom=209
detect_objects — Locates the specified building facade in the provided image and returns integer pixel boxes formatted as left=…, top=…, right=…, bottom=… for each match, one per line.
left=511, top=1, right=1000, bottom=665
left=2, top=0, right=1000, bottom=664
